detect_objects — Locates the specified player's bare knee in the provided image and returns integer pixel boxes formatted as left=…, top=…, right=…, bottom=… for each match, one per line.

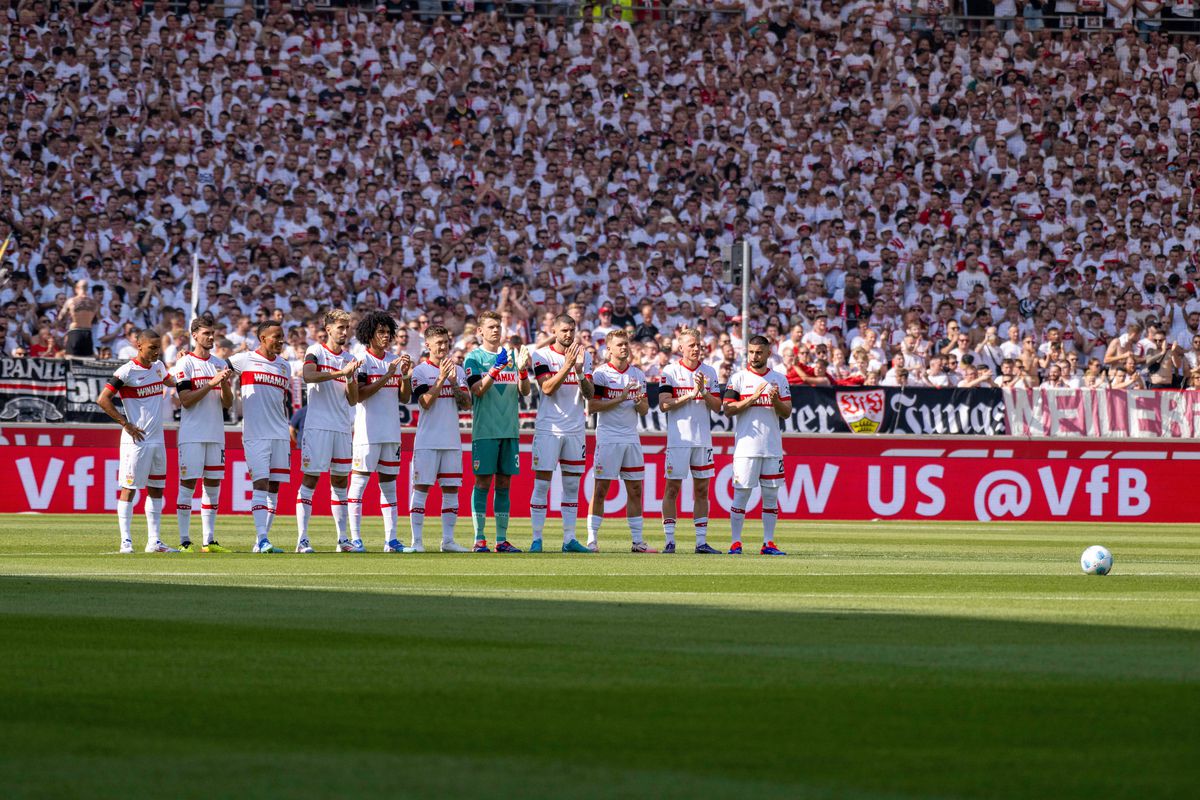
left=477, top=473, right=494, bottom=491
left=301, top=473, right=319, bottom=489
left=330, top=474, right=348, bottom=489
left=693, top=478, right=710, bottom=494
left=202, top=478, right=220, bottom=488
left=379, top=473, right=396, bottom=484
left=268, top=481, right=280, bottom=493
left=495, top=474, right=512, bottom=489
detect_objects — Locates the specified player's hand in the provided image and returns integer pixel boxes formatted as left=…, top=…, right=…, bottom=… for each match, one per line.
left=494, top=347, right=509, bottom=368
left=384, top=358, right=400, bottom=376
left=340, top=359, right=362, bottom=378
left=210, top=368, right=233, bottom=386
left=765, top=382, right=780, bottom=401
left=563, top=341, right=580, bottom=369
left=515, top=345, right=531, bottom=371
left=439, top=357, right=456, bottom=381
left=123, top=421, right=145, bottom=442
left=693, top=372, right=706, bottom=397
left=398, top=354, right=413, bottom=375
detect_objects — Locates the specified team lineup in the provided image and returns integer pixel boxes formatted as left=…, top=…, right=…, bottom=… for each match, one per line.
left=97, top=311, right=793, bottom=556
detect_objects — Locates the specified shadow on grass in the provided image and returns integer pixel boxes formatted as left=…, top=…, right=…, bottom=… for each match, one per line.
left=0, top=577, right=1197, bottom=800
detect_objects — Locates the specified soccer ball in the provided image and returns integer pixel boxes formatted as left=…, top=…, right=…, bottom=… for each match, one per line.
left=1080, top=545, right=1113, bottom=576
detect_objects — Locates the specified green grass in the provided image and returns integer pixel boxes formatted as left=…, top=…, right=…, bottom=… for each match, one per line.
left=1, top=516, right=1198, bottom=799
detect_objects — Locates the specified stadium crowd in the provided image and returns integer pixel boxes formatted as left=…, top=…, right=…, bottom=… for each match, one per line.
left=4, top=0, right=1200, bottom=394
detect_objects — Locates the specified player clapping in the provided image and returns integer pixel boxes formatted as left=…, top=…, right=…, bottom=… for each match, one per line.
left=350, top=311, right=414, bottom=553
left=587, top=329, right=653, bottom=552
left=173, top=314, right=235, bottom=553
left=409, top=326, right=471, bottom=552
left=530, top=314, right=594, bottom=553
left=721, top=335, right=792, bottom=556
left=296, top=311, right=361, bottom=553
left=659, top=328, right=724, bottom=554
left=464, top=310, right=531, bottom=553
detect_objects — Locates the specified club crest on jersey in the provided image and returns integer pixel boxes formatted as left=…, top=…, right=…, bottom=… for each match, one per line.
left=837, top=389, right=885, bottom=434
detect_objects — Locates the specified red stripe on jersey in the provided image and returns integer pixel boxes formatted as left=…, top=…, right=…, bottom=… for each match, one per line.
left=118, top=382, right=164, bottom=399
left=316, top=364, right=347, bottom=383
left=240, top=371, right=290, bottom=390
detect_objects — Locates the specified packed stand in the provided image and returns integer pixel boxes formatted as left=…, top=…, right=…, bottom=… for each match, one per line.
left=2, top=0, right=1200, bottom=394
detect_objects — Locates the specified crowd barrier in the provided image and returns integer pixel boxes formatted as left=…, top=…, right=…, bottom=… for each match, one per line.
left=2, top=425, right=1195, bottom=523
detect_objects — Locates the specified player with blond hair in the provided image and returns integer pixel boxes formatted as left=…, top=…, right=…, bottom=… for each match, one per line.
left=659, top=327, right=724, bottom=553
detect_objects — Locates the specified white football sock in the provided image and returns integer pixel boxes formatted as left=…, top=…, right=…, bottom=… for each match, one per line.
left=530, top=479, right=550, bottom=542
left=379, top=479, right=398, bottom=543
left=295, top=484, right=314, bottom=543
left=662, top=516, right=676, bottom=545
left=331, top=483, right=350, bottom=542
left=201, top=483, right=220, bottom=544
left=265, top=489, right=278, bottom=535
left=347, top=472, right=368, bottom=542
left=560, top=474, right=581, bottom=543
left=586, top=514, right=602, bottom=546
left=629, top=515, right=644, bottom=545
left=146, top=495, right=163, bottom=545
left=730, top=487, right=753, bottom=544
left=117, top=498, right=133, bottom=545
left=176, top=486, right=193, bottom=543
left=251, top=488, right=270, bottom=543
left=761, top=485, right=779, bottom=544
left=441, top=489, right=458, bottom=544
left=694, top=516, right=708, bottom=546
left=410, top=488, right=428, bottom=548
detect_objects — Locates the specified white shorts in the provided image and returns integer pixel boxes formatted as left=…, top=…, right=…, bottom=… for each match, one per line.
left=593, top=442, right=645, bottom=481
left=531, top=432, right=587, bottom=475
left=352, top=442, right=402, bottom=475
left=301, top=428, right=352, bottom=475
left=412, top=448, right=462, bottom=487
left=732, top=456, right=785, bottom=490
left=178, top=442, right=225, bottom=482
left=245, top=439, right=291, bottom=483
left=119, top=441, right=167, bottom=490
left=665, top=446, right=715, bottom=481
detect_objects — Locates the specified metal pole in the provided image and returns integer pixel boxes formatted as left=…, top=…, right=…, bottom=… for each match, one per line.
left=740, top=239, right=750, bottom=364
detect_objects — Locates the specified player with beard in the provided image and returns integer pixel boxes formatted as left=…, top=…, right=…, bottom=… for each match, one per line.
left=722, top=335, right=791, bottom=556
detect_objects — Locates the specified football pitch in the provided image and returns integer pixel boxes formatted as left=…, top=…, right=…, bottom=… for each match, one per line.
left=1, top=516, right=1197, bottom=799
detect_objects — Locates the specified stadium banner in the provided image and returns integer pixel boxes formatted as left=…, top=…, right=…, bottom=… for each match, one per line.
left=0, top=358, right=68, bottom=422
left=65, top=358, right=125, bottom=423
left=1, top=427, right=1194, bottom=523
left=639, top=385, right=1007, bottom=436
left=1004, top=387, right=1200, bottom=438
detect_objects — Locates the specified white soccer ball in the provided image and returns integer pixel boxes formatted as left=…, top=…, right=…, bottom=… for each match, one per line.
left=1080, top=545, right=1113, bottom=576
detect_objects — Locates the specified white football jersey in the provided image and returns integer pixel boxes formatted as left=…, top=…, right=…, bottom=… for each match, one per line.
left=173, top=351, right=228, bottom=444
left=661, top=360, right=720, bottom=448
left=107, top=358, right=169, bottom=444
left=303, top=343, right=354, bottom=432
left=229, top=350, right=291, bottom=441
left=532, top=345, right=592, bottom=435
left=723, top=367, right=790, bottom=458
left=591, top=361, right=646, bottom=446
left=411, top=359, right=466, bottom=450
left=354, top=349, right=403, bottom=445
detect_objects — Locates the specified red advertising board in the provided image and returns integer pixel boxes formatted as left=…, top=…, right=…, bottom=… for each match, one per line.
left=1, top=426, right=1197, bottom=523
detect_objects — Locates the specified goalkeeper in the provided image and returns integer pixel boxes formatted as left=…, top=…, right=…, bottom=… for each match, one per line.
left=463, top=311, right=532, bottom=552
